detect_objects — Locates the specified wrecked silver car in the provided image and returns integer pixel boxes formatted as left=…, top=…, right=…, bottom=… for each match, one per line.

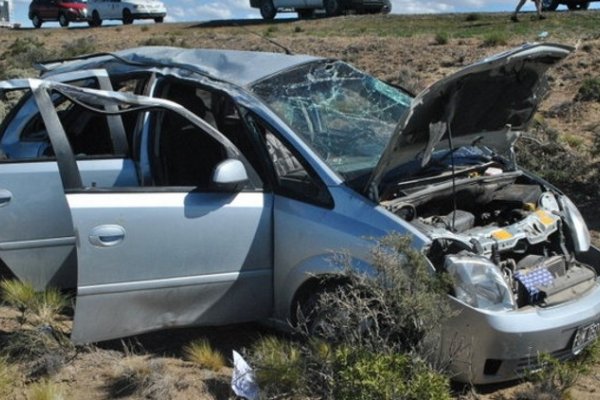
left=1, top=43, right=599, bottom=384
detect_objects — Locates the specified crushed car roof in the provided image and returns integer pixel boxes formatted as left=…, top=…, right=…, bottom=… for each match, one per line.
left=40, top=47, right=322, bottom=87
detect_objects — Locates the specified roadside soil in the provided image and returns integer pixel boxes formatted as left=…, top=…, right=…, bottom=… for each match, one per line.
left=1, top=11, right=600, bottom=399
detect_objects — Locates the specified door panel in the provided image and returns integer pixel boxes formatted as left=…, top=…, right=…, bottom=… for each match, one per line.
left=68, top=191, right=273, bottom=343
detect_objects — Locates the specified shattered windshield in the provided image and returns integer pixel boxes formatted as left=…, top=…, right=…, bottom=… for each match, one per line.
left=252, top=60, right=412, bottom=179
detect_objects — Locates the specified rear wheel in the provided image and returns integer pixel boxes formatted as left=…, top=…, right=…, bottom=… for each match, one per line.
left=58, top=13, right=69, bottom=27
left=154, top=16, right=164, bottom=23
left=324, top=0, right=342, bottom=17
left=31, top=14, right=42, bottom=28
left=122, top=9, right=134, bottom=24
left=89, top=10, right=102, bottom=27
left=541, top=0, right=560, bottom=11
left=260, top=0, right=276, bottom=20
left=567, top=1, right=590, bottom=9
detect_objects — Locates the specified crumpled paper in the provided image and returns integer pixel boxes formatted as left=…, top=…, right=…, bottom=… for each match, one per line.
left=231, top=350, right=259, bottom=400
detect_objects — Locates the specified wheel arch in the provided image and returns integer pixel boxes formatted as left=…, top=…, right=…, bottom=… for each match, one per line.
left=278, top=253, right=373, bottom=323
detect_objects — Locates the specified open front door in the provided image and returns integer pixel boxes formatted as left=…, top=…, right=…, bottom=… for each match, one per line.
left=43, top=82, right=274, bottom=343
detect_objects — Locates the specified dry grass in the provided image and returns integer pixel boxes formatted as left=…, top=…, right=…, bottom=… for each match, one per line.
left=183, top=339, right=226, bottom=372
left=1, top=280, right=37, bottom=323
left=0, top=356, right=18, bottom=398
left=105, top=356, right=176, bottom=399
left=26, top=380, right=65, bottom=400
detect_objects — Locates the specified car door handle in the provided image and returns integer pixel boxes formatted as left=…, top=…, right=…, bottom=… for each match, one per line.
left=0, top=189, right=12, bottom=207
left=88, top=225, right=126, bottom=247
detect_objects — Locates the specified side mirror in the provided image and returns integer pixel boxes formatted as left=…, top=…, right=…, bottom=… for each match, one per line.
left=212, top=159, right=249, bottom=191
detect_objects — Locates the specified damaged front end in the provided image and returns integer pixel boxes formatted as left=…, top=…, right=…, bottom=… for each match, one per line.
left=371, top=43, right=600, bottom=382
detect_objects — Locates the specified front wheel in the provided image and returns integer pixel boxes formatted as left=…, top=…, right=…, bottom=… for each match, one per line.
left=324, top=0, right=342, bottom=17
left=122, top=9, right=134, bottom=24
left=154, top=16, right=164, bottom=23
left=31, top=14, right=42, bottom=28
left=541, top=0, right=559, bottom=11
left=260, top=0, right=277, bottom=20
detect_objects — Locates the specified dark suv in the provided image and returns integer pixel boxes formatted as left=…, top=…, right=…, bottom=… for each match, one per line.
left=541, top=0, right=597, bottom=10
left=28, top=0, right=88, bottom=28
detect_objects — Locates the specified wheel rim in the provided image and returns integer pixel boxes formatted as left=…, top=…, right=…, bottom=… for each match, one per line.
left=59, top=14, right=67, bottom=26
left=32, top=15, right=40, bottom=26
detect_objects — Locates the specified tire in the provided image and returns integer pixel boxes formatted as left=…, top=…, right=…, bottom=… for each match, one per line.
left=31, top=14, right=42, bottom=28
left=89, top=10, right=102, bottom=27
left=541, top=0, right=559, bottom=11
left=122, top=9, right=134, bottom=24
left=58, top=13, right=69, bottom=27
left=260, top=0, right=276, bottom=20
left=324, top=0, right=341, bottom=17
left=154, top=16, right=164, bottom=23
left=297, top=8, right=314, bottom=18
left=567, top=1, right=590, bottom=9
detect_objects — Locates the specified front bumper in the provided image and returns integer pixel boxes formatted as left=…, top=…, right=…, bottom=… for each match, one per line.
left=445, top=275, right=600, bottom=384
left=131, top=11, right=166, bottom=19
left=66, top=9, right=88, bottom=21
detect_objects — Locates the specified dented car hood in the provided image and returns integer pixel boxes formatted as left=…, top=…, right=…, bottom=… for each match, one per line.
left=366, top=43, right=573, bottom=199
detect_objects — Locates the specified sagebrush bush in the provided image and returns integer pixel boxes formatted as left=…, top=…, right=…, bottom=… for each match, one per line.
left=465, top=12, right=480, bottom=21
left=576, top=77, right=600, bottom=102
left=434, top=32, right=449, bottom=45
left=250, top=234, right=455, bottom=399
left=183, top=339, right=226, bottom=371
left=59, top=37, right=98, bottom=59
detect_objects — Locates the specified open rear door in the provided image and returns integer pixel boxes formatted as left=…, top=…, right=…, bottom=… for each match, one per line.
left=43, top=82, right=274, bottom=343
left=0, top=71, right=129, bottom=289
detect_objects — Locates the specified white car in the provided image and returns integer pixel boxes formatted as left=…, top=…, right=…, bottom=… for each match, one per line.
left=87, top=0, right=166, bottom=26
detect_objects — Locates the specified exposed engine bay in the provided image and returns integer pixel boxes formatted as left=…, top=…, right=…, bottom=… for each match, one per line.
left=381, top=162, right=598, bottom=311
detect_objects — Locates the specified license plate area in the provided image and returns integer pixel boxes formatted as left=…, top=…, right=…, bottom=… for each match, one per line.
left=572, top=322, right=600, bottom=355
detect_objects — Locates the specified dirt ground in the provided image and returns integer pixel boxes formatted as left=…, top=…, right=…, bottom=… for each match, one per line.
left=1, top=11, right=600, bottom=399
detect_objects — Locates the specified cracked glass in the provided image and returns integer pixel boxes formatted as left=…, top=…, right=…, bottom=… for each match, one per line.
left=252, top=60, right=412, bottom=180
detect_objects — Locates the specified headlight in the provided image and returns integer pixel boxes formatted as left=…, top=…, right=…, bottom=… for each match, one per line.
left=559, top=195, right=591, bottom=253
left=445, top=254, right=515, bottom=311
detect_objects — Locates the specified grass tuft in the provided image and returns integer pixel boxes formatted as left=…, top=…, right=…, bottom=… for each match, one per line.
left=0, top=357, right=18, bottom=398
left=482, top=31, right=508, bottom=47
left=1, top=280, right=37, bottom=324
left=26, top=380, right=65, bottom=400
left=183, top=339, right=226, bottom=371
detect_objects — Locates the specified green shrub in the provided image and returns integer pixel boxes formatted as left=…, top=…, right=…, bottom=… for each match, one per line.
left=482, top=31, right=507, bottom=47
left=183, top=339, right=226, bottom=371
left=576, top=77, right=600, bottom=102
left=250, top=234, right=454, bottom=399
left=434, top=32, right=449, bottom=45
left=465, top=12, right=480, bottom=22
left=2, top=37, right=51, bottom=68
left=59, top=37, right=97, bottom=59
left=251, top=337, right=306, bottom=396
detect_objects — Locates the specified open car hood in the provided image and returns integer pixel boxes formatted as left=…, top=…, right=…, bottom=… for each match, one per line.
left=366, top=43, right=573, bottom=200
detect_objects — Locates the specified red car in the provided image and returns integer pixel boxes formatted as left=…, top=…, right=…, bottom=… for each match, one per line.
left=28, top=0, right=89, bottom=28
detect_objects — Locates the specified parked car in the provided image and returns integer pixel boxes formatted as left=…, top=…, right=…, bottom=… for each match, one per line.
left=86, top=0, right=166, bottom=26
left=250, top=0, right=391, bottom=19
left=542, top=0, right=597, bottom=10
left=1, top=44, right=599, bottom=384
left=28, top=0, right=88, bottom=28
